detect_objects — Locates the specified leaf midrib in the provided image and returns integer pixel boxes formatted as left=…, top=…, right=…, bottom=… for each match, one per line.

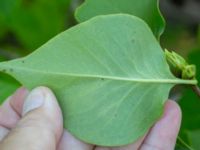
left=0, top=64, right=197, bottom=85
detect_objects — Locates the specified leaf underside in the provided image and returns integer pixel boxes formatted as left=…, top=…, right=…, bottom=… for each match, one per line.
left=75, top=0, right=165, bottom=39
left=0, top=14, right=187, bottom=146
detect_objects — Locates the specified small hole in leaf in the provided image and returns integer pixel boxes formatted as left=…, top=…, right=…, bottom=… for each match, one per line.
left=101, top=78, right=105, bottom=81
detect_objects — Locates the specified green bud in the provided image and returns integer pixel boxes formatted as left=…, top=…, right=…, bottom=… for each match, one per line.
left=182, top=65, right=196, bottom=79
left=165, top=49, right=188, bottom=71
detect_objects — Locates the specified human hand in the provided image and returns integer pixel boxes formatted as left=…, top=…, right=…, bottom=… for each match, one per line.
left=0, top=87, right=181, bottom=150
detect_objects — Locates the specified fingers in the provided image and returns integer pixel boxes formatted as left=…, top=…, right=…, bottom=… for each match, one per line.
left=0, top=89, right=181, bottom=150
left=140, top=100, right=182, bottom=150
left=10, top=87, right=29, bottom=115
left=0, top=126, right=9, bottom=141
left=58, top=129, right=94, bottom=150
left=0, top=87, right=28, bottom=129
left=0, top=87, right=63, bottom=150
left=95, top=136, right=145, bottom=150
left=113, top=137, right=145, bottom=150
left=0, top=87, right=28, bottom=141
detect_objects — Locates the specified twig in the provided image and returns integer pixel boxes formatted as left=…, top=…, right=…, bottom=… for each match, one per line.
left=192, top=85, right=200, bottom=98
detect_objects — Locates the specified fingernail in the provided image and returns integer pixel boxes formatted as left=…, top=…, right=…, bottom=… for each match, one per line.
left=22, top=88, right=45, bottom=116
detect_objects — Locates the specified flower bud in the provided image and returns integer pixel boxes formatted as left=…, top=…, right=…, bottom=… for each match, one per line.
left=182, top=65, right=196, bottom=79
left=165, top=49, right=187, bottom=71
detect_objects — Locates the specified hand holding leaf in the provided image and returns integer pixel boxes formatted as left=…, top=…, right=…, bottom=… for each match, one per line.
left=0, top=14, right=197, bottom=146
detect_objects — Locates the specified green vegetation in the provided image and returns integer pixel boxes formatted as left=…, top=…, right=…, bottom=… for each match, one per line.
left=0, top=0, right=199, bottom=149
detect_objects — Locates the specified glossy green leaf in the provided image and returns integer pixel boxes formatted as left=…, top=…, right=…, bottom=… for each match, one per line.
left=0, top=14, right=197, bottom=146
left=75, top=0, right=165, bottom=39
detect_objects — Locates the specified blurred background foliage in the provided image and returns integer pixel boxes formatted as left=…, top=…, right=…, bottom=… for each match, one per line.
left=0, top=0, right=199, bottom=149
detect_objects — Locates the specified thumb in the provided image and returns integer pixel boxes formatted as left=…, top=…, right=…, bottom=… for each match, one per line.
left=0, top=87, right=63, bottom=150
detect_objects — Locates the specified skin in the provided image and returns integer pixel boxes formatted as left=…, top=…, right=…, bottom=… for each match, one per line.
left=0, top=87, right=182, bottom=150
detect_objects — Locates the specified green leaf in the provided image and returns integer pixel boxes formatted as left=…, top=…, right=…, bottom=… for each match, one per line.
left=198, top=26, right=200, bottom=44
left=178, top=50, right=200, bottom=148
left=75, top=0, right=165, bottom=39
left=0, top=73, right=20, bottom=104
left=179, top=50, right=200, bottom=130
left=0, top=14, right=196, bottom=146
left=176, top=136, right=194, bottom=150
left=0, top=0, right=71, bottom=50
left=187, top=130, right=200, bottom=150
left=0, top=55, right=20, bottom=104
left=0, top=49, right=20, bottom=105
left=0, top=0, right=19, bottom=39
left=180, top=87, right=200, bottom=130
left=0, top=18, right=6, bottom=39
left=0, top=0, right=20, bottom=17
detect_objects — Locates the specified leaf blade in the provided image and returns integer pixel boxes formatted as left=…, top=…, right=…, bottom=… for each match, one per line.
left=0, top=14, right=195, bottom=146
left=75, top=0, right=165, bottom=39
